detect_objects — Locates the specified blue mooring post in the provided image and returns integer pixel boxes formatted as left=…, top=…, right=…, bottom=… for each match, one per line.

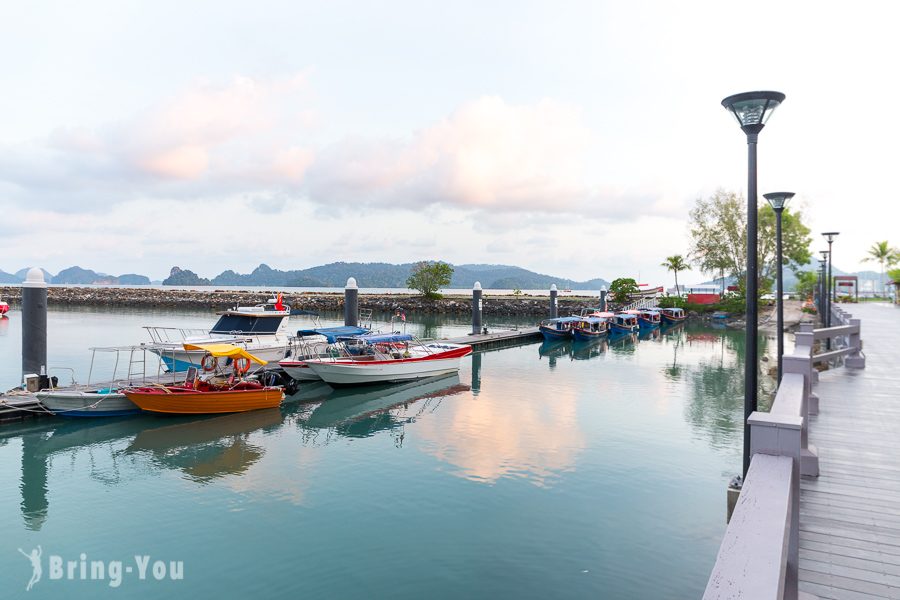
left=549, top=284, right=558, bottom=318
left=344, top=277, right=358, bottom=327
left=471, top=282, right=483, bottom=335
left=600, top=286, right=608, bottom=312
left=21, top=267, right=48, bottom=381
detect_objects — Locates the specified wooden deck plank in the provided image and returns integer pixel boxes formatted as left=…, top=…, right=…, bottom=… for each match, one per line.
left=799, top=303, right=900, bottom=599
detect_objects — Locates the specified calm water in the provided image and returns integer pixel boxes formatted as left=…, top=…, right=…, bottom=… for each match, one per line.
left=0, top=308, right=768, bottom=598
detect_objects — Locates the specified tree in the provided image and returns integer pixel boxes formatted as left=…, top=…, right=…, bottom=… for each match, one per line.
left=888, top=267, right=900, bottom=303
left=794, top=271, right=818, bottom=300
left=406, top=261, right=454, bottom=299
left=862, top=241, right=899, bottom=297
left=661, top=255, right=690, bottom=296
left=688, top=189, right=812, bottom=285
left=609, top=277, right=639, bottom=304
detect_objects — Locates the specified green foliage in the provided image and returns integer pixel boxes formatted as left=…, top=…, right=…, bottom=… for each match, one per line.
left=406, top=261, right=454, bottom=299
left=794, top=271, right=818, bottom=300
left=688, top=189, right=812, bottom=285
left=863, top=241, right=900, bottom=296
left=661, top=254, right=690, bottom=295
left=657, top=296, right=686, bottom=309
left=512, top=288, right=523, bottom=297
left=609, top=277, right=639, bottom=304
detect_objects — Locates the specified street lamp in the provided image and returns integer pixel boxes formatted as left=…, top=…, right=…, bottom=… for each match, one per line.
left=819, top=251, right=829, bottom=326
left=822, top=232, right=840, bottom=336
left=722, top=90, right=786, bottom=477
left=816, top=260, right=825, bottom=319
left=764, top=192, right=794, bottom=382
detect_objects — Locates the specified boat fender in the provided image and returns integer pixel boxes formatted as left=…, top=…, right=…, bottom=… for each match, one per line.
left=233, top=357, right=251, bottom=375
left=201, top=354, right=218, bottom=372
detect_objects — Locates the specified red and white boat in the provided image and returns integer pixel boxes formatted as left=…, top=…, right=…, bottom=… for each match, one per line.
left=0, top=298, right=9, bottom=316
left=300, top=334, right=472, bottom=386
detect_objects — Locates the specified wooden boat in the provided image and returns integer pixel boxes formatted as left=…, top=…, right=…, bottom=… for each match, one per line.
left=660, top=307, right=687, bottom=324
left=539, top=316, right=580, bottom=340
left=301, top=334, right=472, bottom=386
left=609, top=313, right=639, bottom=334
left=572, top=316, right=608, bottom=341
left=634, top=309, right=662, bottom=328
left=123, top=344, right=284, bottom=414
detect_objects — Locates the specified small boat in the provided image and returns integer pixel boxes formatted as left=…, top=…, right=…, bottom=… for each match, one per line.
left=660, top=307, right=687, bottom=324
left=300, top=334, right=472, bottom=386
left=538, top=316, right=580, bottom=340
left=0, top=297, right=9, bottom=315
left=144, top=294, right=293, bottom=373
left=123, top=344, right=284, bottom=414
left=609, top=313, right=639, bottom=334
left=279, top=325, right=372, bottom=382
left=572, top=316, right=608, bottom=341
left=632, top=309, right=661, bottom=328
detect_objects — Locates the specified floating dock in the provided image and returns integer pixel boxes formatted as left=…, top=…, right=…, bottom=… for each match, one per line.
left=444, top=327, right=542, bottom=352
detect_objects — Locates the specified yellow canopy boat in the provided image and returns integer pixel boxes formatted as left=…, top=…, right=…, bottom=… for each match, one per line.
left=123, top=343, right=283, bottom=415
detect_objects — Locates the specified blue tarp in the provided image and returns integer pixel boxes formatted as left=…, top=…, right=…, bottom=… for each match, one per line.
left=348, top=333, right=414, bottom=344
left=296, top=326, right=370, bottom=343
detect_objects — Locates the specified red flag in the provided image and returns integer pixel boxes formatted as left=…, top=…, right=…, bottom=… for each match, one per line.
left=275, top=292, right=284, bottom=311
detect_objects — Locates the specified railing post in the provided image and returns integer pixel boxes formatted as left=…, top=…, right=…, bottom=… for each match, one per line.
left=795, top=331, right=818, bottom=386
left=749, top=411, right=802, bottom=600
left=846, top=318, right=865, bottom=368
left=783, top=357, right=818, bottom=477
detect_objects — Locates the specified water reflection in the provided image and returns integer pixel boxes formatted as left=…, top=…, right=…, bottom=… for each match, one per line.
left=571, top=338, right=608, bottom=360
left=0, top=315, right=9, bottom=337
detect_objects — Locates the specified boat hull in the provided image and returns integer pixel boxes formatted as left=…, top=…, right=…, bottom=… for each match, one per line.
left=123, top=388, right=284, bottom=414
left=37, top=391, right=141, bottom=417
left=661, top=315, right=686, bottom=324
left=539, top=325, right=572, bottom=340
left=609, top=323, right=638, bottom=334
left=572, top=327, right=606, bottom=341
left=637, top=318, right=660, bottom=329
left=278, top=361, right=322, bottom=381
left=304, top=346, right=471, bottom=386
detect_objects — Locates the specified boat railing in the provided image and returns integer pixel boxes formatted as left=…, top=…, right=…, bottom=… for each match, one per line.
left=143, top=326, right=211, bottom=344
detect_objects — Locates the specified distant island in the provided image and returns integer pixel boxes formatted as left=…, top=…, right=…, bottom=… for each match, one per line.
left=0, top=266, right=150, bottom=285
left=162, top=263, right=611, bottom=290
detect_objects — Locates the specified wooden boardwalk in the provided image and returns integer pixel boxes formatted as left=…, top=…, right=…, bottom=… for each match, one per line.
left=800, top=303, right=900, bottom=600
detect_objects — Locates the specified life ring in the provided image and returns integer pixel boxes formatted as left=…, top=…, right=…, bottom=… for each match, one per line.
left=201, top=354, right=218, bottom=372
left=233, top=357, right=251, bottom=375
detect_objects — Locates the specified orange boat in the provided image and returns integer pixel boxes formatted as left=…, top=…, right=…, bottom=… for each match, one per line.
left=123, top=343, right=284, bottom=414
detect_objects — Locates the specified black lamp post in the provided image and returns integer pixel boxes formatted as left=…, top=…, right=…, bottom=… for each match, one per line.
left=822, top=232, right=840, bottom=337
left=819, top=251, right=829, bottom=326
left=764, top=192, right=794, bottom=382
left=722, top=90, right=785, bottom=477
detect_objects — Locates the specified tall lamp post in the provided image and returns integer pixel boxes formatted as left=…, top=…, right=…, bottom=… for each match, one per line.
left=764, top=192, right=794, bottom=382
left=822, top=232, right=840, bottom=336
left=721, top=90, right=786, bottom=477
left=819, top=251, right=829, bottom=326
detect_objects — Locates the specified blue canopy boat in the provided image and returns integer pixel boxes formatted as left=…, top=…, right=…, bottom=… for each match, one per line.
left=609, top=313, right=639, bottom=334
left=636, top=309, right=662, bottom=328
left=538, top=316, right=580, bottom=340
left=660, top=307, right=687, bottom=324
left=295, top=325, right=371, bottom=343
left=572, top=316, right=608, bottom=341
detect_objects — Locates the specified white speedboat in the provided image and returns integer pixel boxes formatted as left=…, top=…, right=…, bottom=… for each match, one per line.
left=301, top=334, right=472, bottom=386
left=145, top=296, right=292, bottom=373
left=279, top=325, right=373, bottom=381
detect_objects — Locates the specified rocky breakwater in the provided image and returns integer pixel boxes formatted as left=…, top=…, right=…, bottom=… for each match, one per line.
left=0, top=286, right=600, bottom=317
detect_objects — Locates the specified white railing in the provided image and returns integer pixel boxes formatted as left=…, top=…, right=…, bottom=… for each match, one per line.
left=620, top=297, right=659, bottom=311
left=704, top=305, right=865, bottom=599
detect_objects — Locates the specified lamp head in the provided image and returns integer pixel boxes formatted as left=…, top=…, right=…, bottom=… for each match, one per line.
left=822, top=231, right=840, bottom=243
left=763, top=191, right=794, bottom=211
left=721, top=91, right=786, bottom=135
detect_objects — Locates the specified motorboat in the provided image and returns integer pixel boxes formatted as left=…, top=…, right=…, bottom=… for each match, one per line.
left=278, top=325, right=372, bottom=382
left=300, top=334, right=472, bottom=386
left=538, top=316, right=580, bottom=340
left=630, top=309, right=661, bottom=328
left=571, top=316, right=608, bottom=341
left=0, top=297, right=9, bottom=316
left=144, top=295, right=292, bottom=373
left=123, top=344, right=284, bottom=414
left=609, top=313, right=639, bottom=334
left=660, top=307, right=687, bottom=324
left=36, top=345, right=187, bottom=417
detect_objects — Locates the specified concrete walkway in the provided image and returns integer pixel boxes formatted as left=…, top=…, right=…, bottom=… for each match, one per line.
left=799, top=303, right=900, bottom=600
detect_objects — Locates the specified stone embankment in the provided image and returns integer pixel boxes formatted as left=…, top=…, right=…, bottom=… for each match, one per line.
left=0, top=286, right=603, bottom=317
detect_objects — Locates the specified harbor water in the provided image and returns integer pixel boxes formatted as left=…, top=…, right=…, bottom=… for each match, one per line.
left=0, top=307, right=765, bottom=598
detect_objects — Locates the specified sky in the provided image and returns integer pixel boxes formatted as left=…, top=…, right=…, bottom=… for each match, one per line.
left=1, top=0, right=899, bottom=286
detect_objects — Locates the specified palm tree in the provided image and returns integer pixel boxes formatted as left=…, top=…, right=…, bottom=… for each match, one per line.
left=661, top=255, right=691, bottom=296
left=863, top=241, right=900, bottom=297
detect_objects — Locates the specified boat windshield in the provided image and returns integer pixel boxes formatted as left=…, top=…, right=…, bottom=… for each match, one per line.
left=209, top=314, right=283, bottom=335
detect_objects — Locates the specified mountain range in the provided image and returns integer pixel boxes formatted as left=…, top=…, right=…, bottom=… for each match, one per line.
left=162, top=263, right=612, bottom=290
left=0, top=266, right=150, bottom=285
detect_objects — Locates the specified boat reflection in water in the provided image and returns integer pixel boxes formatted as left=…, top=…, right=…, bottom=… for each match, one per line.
left=571, top=337, right=608, bottom=360
left=296, top=374, right=470, bottom=444
left=125, top=409, right=283, bottom=483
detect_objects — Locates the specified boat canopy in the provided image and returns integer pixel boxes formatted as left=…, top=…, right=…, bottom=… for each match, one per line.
left=546, top=316, right=582, bottom=324
left=296, top=326, right=370, bottom=343
left=183, top=343, right=268, bottom=365
left=347, top=333, right=414, bottom=344
left=664, top=307, right=685, bottom=314
left=579, top=316, right=606, bottom=324
left=588, top=311, right=615, bottom=318
left=209, top=314, right=284, bottom=335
